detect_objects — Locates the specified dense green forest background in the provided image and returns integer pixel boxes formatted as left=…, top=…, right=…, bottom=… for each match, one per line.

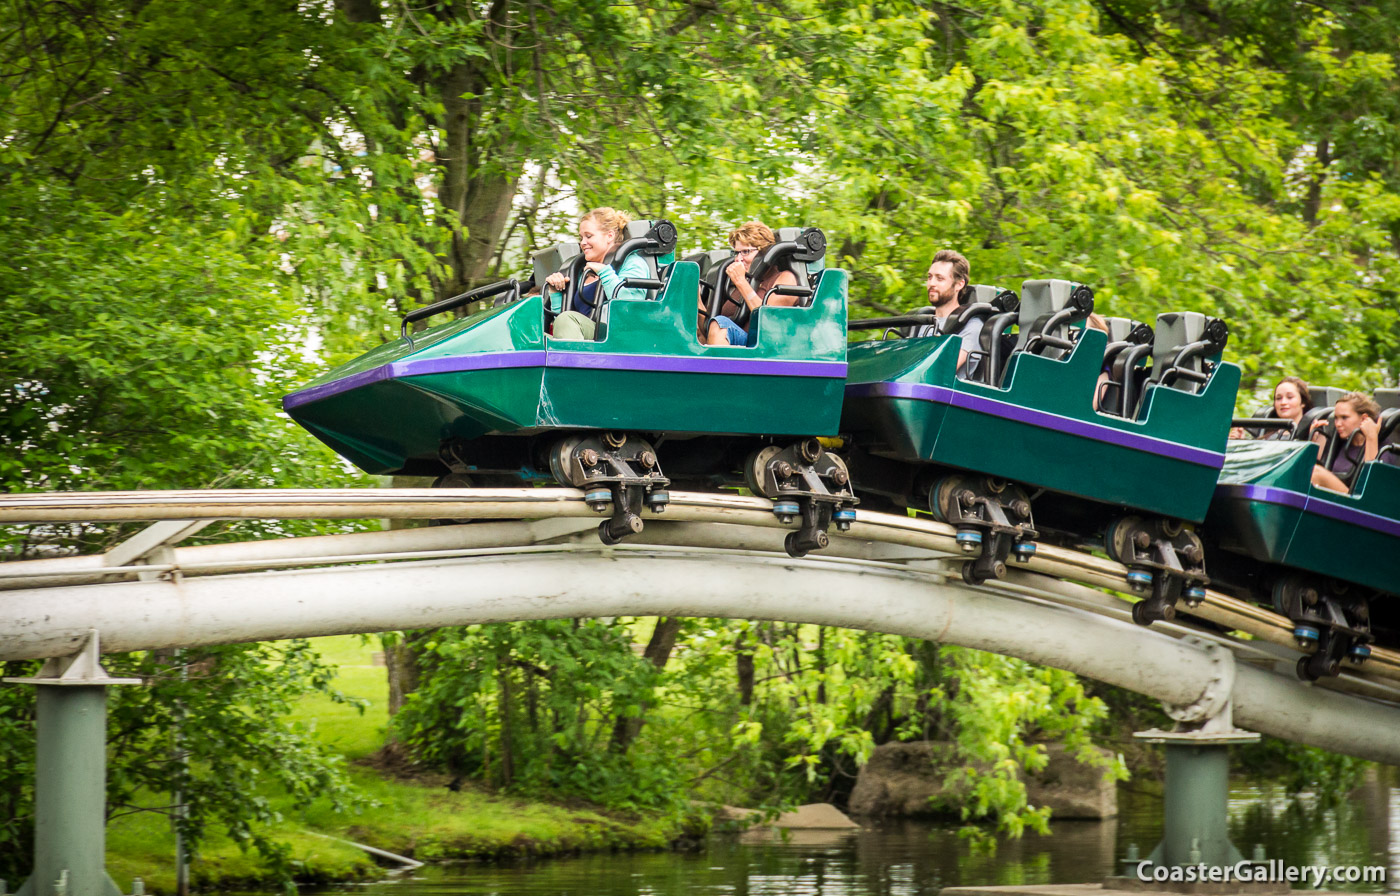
left=1, top=0, right=1394, bottom=874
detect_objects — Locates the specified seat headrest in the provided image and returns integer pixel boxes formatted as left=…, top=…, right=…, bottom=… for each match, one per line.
left=775, top=226, right=826, bottom=273
left=1104, top=317, right=1151, bottom=345
left=617, top=219, right=678, bottom=262
left=683, top=249, right=733, bottom=279
left=1379, top=409, right=1400, bottom=465
left=1311, top=386, right=1347, bottom=411
left=1148, top=312, right=1228, bottom=389
left=1017, top=280, right=1093, bottom=330
left=1014, top=279, right=1093, bottom=356
left=532, top=241, right=581, bottom=284
left=1375, top=388, right=1400, bottom=411
left=964, top=284, right=1019, bottom=312
left=609, top=219, right=679, bottom=284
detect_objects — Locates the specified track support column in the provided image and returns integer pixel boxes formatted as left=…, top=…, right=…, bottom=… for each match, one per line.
left=1130, top=637, right=1259, bottom=873
left=4, top=631, right=139, bottom=896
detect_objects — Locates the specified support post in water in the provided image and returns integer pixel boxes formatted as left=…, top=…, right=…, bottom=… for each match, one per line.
left=1128, top=637, right=1260, bottom=872
left=4, top=630, right=140, bottom=896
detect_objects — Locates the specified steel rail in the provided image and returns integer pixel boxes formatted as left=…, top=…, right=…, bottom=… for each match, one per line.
left=8, top=545, right=1400, bottom=764
left=2, top=488, right=1396, bottom=687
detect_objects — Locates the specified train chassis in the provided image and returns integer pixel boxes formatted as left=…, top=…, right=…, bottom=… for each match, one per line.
left=437, top=432, right=857, bottom=558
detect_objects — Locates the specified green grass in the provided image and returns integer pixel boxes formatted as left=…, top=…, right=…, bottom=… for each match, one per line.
left=295, top=768, right=678, bottom=861
left=107, top=815, right=377, bottom=893
left=105, top=635, right=683, bottom=891
left=289, top=634, right=388, bottom=760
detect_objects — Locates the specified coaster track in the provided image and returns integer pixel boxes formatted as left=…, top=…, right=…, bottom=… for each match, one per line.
left=4, top=488, right=1400, bottom=764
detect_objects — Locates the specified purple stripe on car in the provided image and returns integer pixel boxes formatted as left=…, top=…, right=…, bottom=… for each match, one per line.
left=845, top=381, right=1224, bottom=468
left=283, top=365, right=395, bottom=410
left=283, top=351, right=549, bottom=410
left=544, top=352, right=847, bottom=378
left=1214, top=484, right=1400, bottom=539
left=285, top=350, right=845, bottom=409
left=397, top=352, right=549, bottom=377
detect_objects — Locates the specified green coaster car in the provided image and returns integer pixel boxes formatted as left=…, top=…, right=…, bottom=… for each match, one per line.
left=1206, top=438, right=1400, bottom=680
left=843, top=282, right=1239, bottom=622
left=284, top=223, right=858, bottom=554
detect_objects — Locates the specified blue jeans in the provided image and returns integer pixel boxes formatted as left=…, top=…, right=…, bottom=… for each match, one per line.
left=713, top=315, right=754, bottom=347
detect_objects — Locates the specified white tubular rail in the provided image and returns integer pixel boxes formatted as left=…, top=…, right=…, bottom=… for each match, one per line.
left=2, top=488, right=1395, bottom=675
left=5, top=545, right=1400, bottom=764
left=4, top=487, right=1400, bottom=763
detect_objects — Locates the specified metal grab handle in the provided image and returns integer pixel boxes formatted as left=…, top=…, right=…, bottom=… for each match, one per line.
left=1230, top=418, right=1295, bottom=431
left=611, top=278, right=665, bottom=301
left=762, top=284, right=814, bottom=306
left=401, top=279, right=520, bottom=340
left=847, top=314, right=941, bottom=331
left=1158, top=340, right=1217, bottom=390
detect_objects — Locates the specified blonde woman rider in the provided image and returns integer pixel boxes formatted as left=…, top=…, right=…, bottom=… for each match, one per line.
left=546, top=207, right=650, bottom=341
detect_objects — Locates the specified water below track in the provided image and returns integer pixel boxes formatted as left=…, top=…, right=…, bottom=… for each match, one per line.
left=324, top=779, right=1400, bottom=895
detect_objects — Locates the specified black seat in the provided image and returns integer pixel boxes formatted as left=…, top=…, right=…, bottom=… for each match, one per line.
left=1297, top=386, right=1345, bottom=443
left=1379, top=407, right=1400, bottom=467
left=1240, top=404, right=1283, bottom=439
left=1097, top=318, right=1153, bottom=417
left=900, top=284, right=1016, bottom=342
left=526, top=240, right=581, bottom=310
left=688, top=249, right=737, bottom=313
left=1147, top=310, right=1227, bottom=389
left=945, top=286, right=1017, bottom=383
left=684, top=249, right=732, bottom=282
left=1015, top=280, right=1094, bottom=359
left=590, top=219, right=678, bottom=331
left=745, top=227, right=824, bottom=307
left=718, top=227, right=825, bottom=331
left=985, top=279, right=1093, bottom=387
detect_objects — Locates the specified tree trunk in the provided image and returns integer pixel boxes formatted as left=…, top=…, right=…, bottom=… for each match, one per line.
left=383, top=476, right=435, bottom=722
left=436, top=61, right=521, bottom=302
left=498, top=651, right=515, bottom=786
left=1302, top=137, right=1331, bottom=227
left=609, top=617, right=683, bottom=752
left=384, top=632, right=423, bottom=719
left=736, top=630, right=755, bottom=706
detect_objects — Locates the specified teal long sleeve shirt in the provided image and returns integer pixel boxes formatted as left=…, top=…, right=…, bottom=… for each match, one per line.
left=547, top=254, right=651, bottom=312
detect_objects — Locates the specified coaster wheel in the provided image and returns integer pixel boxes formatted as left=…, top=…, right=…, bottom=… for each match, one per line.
left=744, top=445, right=783, bottom=497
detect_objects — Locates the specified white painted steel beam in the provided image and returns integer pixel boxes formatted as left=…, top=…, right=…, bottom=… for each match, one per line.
left=4, top=495, right=1399, bottom=682
left=5, top=546, right=1400, bottom=765
left=102, top=520, right=213, bottom=568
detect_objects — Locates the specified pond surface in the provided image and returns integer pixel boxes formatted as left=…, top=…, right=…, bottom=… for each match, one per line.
left=331, top=777, right=1399, bottom=895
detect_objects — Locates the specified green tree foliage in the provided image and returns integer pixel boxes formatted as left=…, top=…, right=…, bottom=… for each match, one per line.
left=0, top=643, right=363, bottom=880
left=394, top=619, right=1123, bottom=836
left=3, top=0, right=1392, bottom=869
left=0, top=0, right=382, bottom=557
left=0, top=3, right=380, bottom=869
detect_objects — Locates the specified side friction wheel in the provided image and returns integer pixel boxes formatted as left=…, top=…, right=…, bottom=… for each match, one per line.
left=433, top=472, right=473, bottom=489
left=1104, top=516, right=1141, bottom=565
left=961, top=561, right=986, bottom=587
left=548, top=436, right=584, bottom=486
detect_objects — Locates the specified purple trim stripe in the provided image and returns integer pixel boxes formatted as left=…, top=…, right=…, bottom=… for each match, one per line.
left=545, top=353, right=847, bottom=378
left=846, top=381, right=1224, bottom=469
left=285, top=350, right=846, bottom=410
left=1215, top=484, right=1400, bottom=539
left=284, top=352, right=547, bottom=410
